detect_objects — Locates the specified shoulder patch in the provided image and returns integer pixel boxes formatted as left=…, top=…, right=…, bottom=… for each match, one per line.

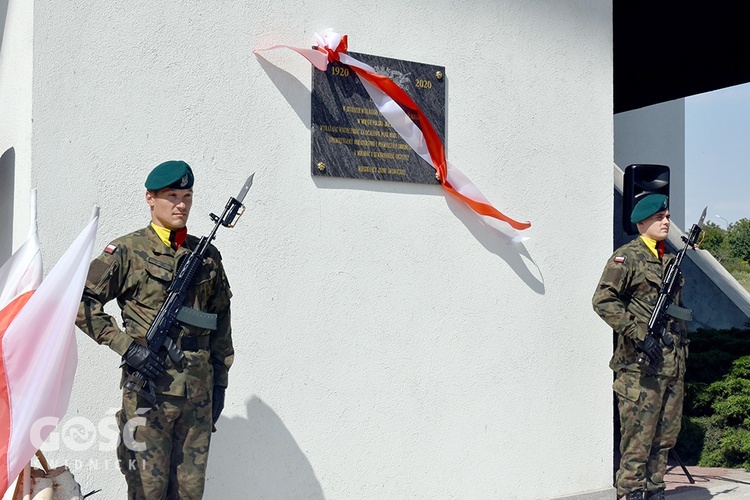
left=614, top=256, right=626, bottom=263
left=104, top=244, right=117, bottom=254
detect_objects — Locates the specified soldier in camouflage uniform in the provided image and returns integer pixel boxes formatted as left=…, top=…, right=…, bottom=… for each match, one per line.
left=592, top=194, right=690, bottom=500
left=76, top=160, right=233, bottom=500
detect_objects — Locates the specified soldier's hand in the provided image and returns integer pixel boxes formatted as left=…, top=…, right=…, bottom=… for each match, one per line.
left=637, top=335, right=663, bottom=366
left=212, top=386, right=226, bottom=432
left=123, top=343, right=167, bottom=380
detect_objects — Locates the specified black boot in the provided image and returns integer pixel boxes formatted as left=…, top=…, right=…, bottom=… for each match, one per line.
left=646, top=490, right=665, bottom=500
left=625, top=492, right=644, bottom=500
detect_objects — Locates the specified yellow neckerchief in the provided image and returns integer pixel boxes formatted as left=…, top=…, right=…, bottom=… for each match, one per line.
left=151, top=223, right=187, bottom=250
left=640, top=235, right=660, bottom=259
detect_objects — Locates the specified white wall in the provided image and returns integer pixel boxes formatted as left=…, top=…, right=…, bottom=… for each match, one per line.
left=614, top=99, right=686, bottom=228
left=0, top=0, right=33, bottom=258
left=23, top=1, right=614, bottom=498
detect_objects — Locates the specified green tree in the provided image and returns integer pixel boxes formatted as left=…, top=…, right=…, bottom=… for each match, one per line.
left=729, top=218, right=750, bottom=262
left=701, top=221, right=731, bottom=262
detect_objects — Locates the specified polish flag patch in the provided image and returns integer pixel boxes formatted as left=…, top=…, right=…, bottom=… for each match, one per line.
left=614, top=256, right=626, bottom=263
left=104, top=244, right=117, bottom=254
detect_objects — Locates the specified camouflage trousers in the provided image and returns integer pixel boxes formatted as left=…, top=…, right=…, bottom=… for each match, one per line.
left=613, top=368, right=684, bottom=497
left=117, top=389, right=213, bottom=500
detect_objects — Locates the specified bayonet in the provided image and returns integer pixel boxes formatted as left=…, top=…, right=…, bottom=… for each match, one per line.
left=697, top=206, right=707, bottom=228
left=235, top=173, right=254, bottom=205
left=211, top=173, right=254, bottom=229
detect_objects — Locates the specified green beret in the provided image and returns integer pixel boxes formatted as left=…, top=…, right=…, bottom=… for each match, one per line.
left=145, top=160, right=194, bottom=190
left=631, top=194, right=669, bottom=223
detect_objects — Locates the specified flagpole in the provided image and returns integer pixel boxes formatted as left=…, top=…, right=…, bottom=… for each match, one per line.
left=21, top=463, right=29, bottom=500
left=34, top=452, right=49, bottom=474
left=19, top=177, right=40, bottom=496
left=9, top=470, right=22, bottom=500
left=27, top=190, right=37, bottom=240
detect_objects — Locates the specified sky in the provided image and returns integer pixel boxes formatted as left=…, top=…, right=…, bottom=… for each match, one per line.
left=685, top=82, right=750, bottom=228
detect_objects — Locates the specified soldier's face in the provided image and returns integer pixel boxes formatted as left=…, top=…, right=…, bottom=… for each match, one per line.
left=146, top=188, right=193, bottom=230
left=637, top=209, right=670, bottom=241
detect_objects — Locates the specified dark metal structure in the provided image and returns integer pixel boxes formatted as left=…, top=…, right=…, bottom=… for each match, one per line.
left=614, top=1, right=750, bottom=113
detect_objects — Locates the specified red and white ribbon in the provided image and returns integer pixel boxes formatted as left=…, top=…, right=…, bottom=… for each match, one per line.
left=254, top=29, right=531, bottom=241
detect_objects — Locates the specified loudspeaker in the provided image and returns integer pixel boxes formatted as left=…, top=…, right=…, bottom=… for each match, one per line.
left=623, top=164, right=670, bottom=234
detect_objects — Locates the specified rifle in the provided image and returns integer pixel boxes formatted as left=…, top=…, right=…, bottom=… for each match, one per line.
left=124, top=174, right=254, bottom=403
left=636, top=206, right=706, bottom=375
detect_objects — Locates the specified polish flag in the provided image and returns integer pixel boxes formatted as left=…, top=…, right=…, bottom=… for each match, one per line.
left=0, top=201, right=99, bottom=494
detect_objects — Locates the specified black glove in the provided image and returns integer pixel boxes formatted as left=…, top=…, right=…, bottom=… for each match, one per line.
left=637, top=334, right=664, bottom=367
left=123, top=343, right=167, bottom=380
left=212, top=387, right=226, bottom=432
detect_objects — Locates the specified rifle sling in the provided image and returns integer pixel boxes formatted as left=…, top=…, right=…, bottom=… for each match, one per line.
left=176, top=306, right=218, bottom=330
left=666, top=304, right=693, bottom=322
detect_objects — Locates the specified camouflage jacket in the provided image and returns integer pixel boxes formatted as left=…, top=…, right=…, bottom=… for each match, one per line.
left=76, top=225, right=234, bottom=398
left=592, top=236, right=687, bottom=376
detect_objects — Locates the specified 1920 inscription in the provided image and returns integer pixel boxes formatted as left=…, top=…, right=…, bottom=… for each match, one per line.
left=311, top=51, right=445, bottom=184
left=331, top=66, right=350, bottom=77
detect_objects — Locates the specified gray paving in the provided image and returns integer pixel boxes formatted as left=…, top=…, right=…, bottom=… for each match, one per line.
left=666, top=465, right=750, bottom=498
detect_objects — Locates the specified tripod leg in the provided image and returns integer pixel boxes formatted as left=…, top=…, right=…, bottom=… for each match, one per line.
left=670, top=448, right=695, bottom=484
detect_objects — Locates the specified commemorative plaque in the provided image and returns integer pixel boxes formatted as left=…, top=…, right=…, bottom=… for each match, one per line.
left=311, top=52, right=445, bottom=184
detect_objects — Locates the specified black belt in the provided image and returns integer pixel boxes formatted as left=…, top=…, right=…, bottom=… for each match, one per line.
left=179, top=335, right=210, bottom=351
